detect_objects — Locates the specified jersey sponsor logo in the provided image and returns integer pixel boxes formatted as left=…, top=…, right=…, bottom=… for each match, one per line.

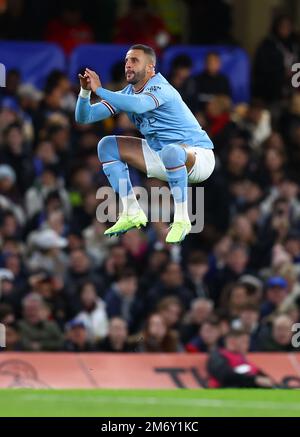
left=145, top=86, right=161, bottom=92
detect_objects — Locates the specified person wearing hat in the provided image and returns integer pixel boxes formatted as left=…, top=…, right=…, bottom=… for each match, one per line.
left=27, top=228, right=68, bottom=276
left=63, top=319, right=95, bottom=352
left=260, top=276, right=288, bottom=319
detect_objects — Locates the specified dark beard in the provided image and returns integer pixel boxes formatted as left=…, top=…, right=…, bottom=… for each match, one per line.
left=126, top=70, right=146, bottom=85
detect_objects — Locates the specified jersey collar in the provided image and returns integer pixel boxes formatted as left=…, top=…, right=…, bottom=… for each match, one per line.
left=133, top=73, right=156, bottom=94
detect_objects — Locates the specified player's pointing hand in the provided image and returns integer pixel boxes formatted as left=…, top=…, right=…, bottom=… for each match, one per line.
left=85, top=68, right=102, bottom=93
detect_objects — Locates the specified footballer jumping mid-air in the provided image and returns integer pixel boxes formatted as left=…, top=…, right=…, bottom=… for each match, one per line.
left=75, top=44, right=215, bottom=243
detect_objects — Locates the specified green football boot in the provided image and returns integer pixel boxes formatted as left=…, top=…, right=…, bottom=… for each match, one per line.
left=104, top=209, right=148, bottom=237
left=165, top=221, right=192, bottom=244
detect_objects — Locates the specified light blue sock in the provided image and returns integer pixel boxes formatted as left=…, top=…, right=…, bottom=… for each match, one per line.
left=98, top=136, right=140, bottom=214
left=161, top=144, right=189, bottom=222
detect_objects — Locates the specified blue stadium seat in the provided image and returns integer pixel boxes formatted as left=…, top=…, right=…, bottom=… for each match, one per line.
left=0, top=42, right=66, bottom=89
left=69, top=44, right=130, bottom=86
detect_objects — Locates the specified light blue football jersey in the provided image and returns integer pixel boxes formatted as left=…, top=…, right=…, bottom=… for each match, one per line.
left=118, top=73, right=214, bottom=152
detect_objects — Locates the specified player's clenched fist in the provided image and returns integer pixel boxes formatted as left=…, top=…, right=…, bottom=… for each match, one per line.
left=85, top=68, right=102, bottom=93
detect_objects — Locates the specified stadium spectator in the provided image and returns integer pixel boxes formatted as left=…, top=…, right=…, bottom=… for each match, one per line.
left=137, top=313, right=181, bottom=352
left=211, top=244, right=250, bottom=304
left=257, top=313, right=299, bottom=352
left=26, top=228, right=69, bottom=276
left=63, top=319, right=95, bottom=352
left=205, top=95, right=232, bottom=138
left=219, top=282, right=252, bottom=319
left=121, top=229, right=149, bottom=273
left=0, top=268, right=22, bottom=313
left=99, top=244, right=130, bottom=285
left=253, top=14, right=300, bottom=104
left=0, top=69, right=21, bottom=99
left=180, top=297, right=214, bottom=343
left=157, top=296, right=183, bottom=330
left=0, top=303, right=16, bottom=326
left=140, top=248, right=170, bottom=291
left=184, top=251, right=211, bottom=298
left=0, top=164, right=20, bottom=204
left=207, top=329, right=275, bottom=387
left=260, top=277, right=288, bottom=319
left=147, top=261, right=194, bottom=311
left=97, top=317, right=132, bottom=352
left=25, top=165, right=70, bottom=223
left=113, top=0, right=171, bottom=53
left=18, top=293, right=63, bottom=351
left=149, top=0, right=186, bottom=42
left=167, top=54, right=193, bottom=105
left=74, top=281, right=108, bottom=342
left=231, top=303, right=261, bottom=351
left=64, top=248, right=103, bottom=314
left=186, top=318, right=221, bottom=352
left=190, top=52, right=232, bottom=112
left=44, top=71, right=76, bottom=113
left=27, top=270, right=69, bottom=328
left=0, top=123, right=33, bottom=192
left=104, top=269, right=145, bottom=334
left=45, top=1, right=94, bottom=55
left=2, top=322, right=24, bottom=351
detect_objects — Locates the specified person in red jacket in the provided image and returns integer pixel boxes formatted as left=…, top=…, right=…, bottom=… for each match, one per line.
left=113, top=0, right=171, bottom=54
left=207, top=329, right=275, bottom=388
left=45, top=1, right=94, bottom=56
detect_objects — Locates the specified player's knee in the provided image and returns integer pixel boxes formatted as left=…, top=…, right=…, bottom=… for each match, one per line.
left=97, top=135, right=118, bottom=162
left=161, top=144, right=186, bottom=168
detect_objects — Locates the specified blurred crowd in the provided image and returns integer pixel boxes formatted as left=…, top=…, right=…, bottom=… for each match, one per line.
left=1, top=3, right=300, bottom=358
left=0, top=0, right=234, bottom=52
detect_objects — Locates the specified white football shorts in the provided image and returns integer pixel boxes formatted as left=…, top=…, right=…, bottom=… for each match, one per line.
left=141, top=139, right=215, bottom=184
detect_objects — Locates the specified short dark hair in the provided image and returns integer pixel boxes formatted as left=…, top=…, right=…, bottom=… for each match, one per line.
left=226, top=329, right=249, bottom=340
left=117, top=268, right=137, bottom=281
left=187, top=251, right=208, bottom=265
left=129, top=44, right=156, bottom=66
left=171, top=54, right=193, bottom=70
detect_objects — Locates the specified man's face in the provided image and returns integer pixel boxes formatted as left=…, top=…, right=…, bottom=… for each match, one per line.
left=109, top=318, right=128, bottom=343
left=125, top=49, right=154, bottom=85
left=267, top=286, right=287, bottom=306
left=226, top=334, right=250, bottom=354
left=206, top=55, right=221, bottom=75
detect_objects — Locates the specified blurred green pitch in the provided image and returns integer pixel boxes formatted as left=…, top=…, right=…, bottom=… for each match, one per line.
left=0, top=388, right=300, bottom=417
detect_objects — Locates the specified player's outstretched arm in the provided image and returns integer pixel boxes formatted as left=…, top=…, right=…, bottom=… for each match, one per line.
left=85, top=68, right=160, bottom=114
left=75, top=73, right=117, bottom=124
left=95, top=87, right=157, bottom=114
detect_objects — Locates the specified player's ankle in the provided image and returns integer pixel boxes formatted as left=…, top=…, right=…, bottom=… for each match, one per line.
left=173, top=200, right=190, bottom=223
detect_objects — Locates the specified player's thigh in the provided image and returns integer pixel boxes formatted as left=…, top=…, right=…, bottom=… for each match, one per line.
left=184, top=147, right=196, bottom=173
left=187, top=148, right=215, bottom=183
left=116, top=136, right=147, bottom=174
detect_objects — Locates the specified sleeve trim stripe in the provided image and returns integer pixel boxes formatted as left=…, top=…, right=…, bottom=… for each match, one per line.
left=101, top=100, right=116, bottom=115
left=143, top=92, right=160, bottom=108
